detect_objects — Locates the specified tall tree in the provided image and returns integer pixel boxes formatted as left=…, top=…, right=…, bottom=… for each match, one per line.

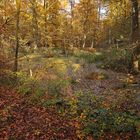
left=43, top=0, right=48, bottom=47
left=74, top=0, right=98, bottom=48
left=30, top=0, right=40, bottom=48
left=14, top=0, right=21, bottom=72
left=131, top=0, right=139, bottom=41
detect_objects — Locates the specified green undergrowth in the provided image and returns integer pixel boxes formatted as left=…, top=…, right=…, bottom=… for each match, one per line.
left=64, top=91, right=140, bottom=139
left=16, top=71, right=138, bottom=139
left=73, top=51, right=106, bottom=64
left=98, top=47, right=133, bottom=73
left=2, top=70, right=139, bottom=139
left=0, top=47, right=140, bottom=139
left=13, top=71, right=70, bottom=104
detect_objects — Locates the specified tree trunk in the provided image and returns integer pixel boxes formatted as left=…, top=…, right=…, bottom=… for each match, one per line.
left=14, top=1, right=20, bottom=72
left=44, top=0, right=48, bottom=48
left=31, top=0, right=40, bottom=48
left=91, top=40, right=94, bottom=48
left=129, top=0, right=139, bottom=72
left=83, top=34, right=87, bottom=48
left=131, top=0, right=139, bottom=41
left=108, top=29, right=112, bottom=45
left=98, top=0, right=101, bottom=21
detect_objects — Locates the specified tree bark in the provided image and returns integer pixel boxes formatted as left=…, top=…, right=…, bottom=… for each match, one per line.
left=14, top=1, right=20, bottom=72
left=131, top=0, right=139, bottom=41
left=44, top=0, right=48, bottom=47
left=31, top=0, right=40, bottom=48
left=83, top=34, right=87, bottom=48
left=129, top=0, right=139, bottom=73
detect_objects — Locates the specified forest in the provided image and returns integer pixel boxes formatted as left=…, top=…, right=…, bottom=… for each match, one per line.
left=0, top=0, right=140, bottom=139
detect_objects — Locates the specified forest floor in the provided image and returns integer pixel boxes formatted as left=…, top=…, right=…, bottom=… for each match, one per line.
left=0, top=86, right=77, bottom=140
left=0, top=47, right=140, bottom=139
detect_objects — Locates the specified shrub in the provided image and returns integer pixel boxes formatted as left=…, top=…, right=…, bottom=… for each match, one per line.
left=16, top=72, right=36, bottom=95
left=17, top=72, right=72, bottom=107
left=46, top=77, right=71, bottom=97
left=0, top=70, right=16, bottom=86
left=74, top=51, right=106, bottom=63
left=101, top=48, right=132, bottom=73
left=66, top=91, right=139, bottom=138
left=16, top=72, right=47, bottom=104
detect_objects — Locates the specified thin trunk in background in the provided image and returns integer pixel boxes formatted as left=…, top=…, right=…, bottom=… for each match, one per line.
left=14, top=0, right=21, bottom=72
left=69, top=0, right=75, bottom=47
left=83, top=34, right=87, bottom=48
left=131, top=0, right=139, bottom=41
left=98, top=0, right=101, bottom=21
left=108, top=29, right=112, bottom=45
left=44, top=0, right=48, bottom=47
left=31, top=0, right=40, bottom=48
left=129, top=0, right=139, bottom=72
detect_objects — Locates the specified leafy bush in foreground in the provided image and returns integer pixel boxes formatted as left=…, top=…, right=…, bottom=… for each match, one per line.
left=66, top=91, right=140, bottom=139
left=16, top=71, right=71, bottom=107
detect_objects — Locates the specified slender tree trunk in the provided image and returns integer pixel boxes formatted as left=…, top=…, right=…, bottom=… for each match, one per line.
left=69, top=0, right=75, bottom=18
left=92, top=28, right=96, bottom=48
left=31, top=0, right=40, bottom=48
left=14, top=1, right=20, bottom=72
left=83, top=34, right=86, bottom=48
left=131, top=0, right=139, bottom=41
left=108, top=29, right=112, bottom=45
left=98, top=0, right=101, bottom=21
left=69, top=0, right=75, bottom=47
left=129, top=0, right=139, bottom=72
left=44, top=0, right=48, bottom=47
left=91, top=39, right=94, bottom=48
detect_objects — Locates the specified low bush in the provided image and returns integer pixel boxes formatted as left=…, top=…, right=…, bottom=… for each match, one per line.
left=100, top=48, right=132, bottom=73
left=74, top=51, right=106, bottom=63
left=0, top=70, right=16, bottom=86
left=66, top=91, right=140, bottom=139
left=46, top=78, right=70, bottom=97
left=15, top=72, right=47, bottom=104
left=15, top=71, right=72, bottom=108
